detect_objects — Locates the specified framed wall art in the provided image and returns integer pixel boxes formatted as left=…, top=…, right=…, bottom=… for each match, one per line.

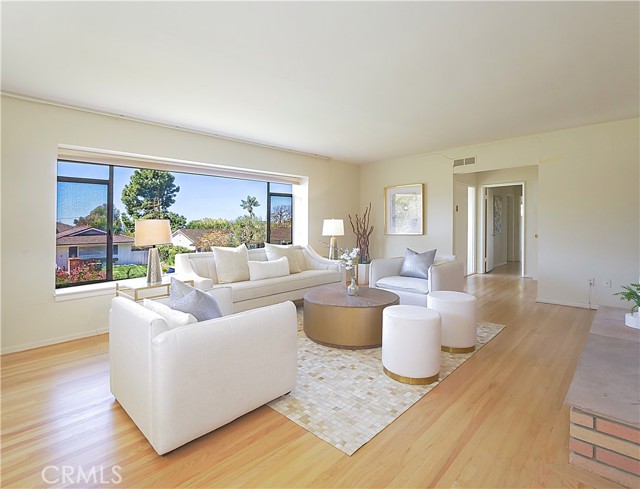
left=384, top=183, right=424, bottom=235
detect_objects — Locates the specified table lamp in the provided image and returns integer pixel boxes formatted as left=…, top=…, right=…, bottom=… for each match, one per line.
left=135, top=219, right=172, bottom=284
left=322, top=218, right=344, bottom=260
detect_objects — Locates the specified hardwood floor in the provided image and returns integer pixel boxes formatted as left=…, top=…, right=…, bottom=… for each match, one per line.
left=1, top=274, right=624, bottom=488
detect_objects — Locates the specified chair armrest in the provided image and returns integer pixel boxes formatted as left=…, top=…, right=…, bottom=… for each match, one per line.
left=369, top=257, right=404, bottom=286
left=428, top=259, right=464, bottom=292
left=149, top=301, right=298, bottom=454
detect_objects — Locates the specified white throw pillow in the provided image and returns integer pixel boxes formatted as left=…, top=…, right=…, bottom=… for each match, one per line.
left=142, top=299, right=198, bottom=329
left=248, top=257, right=290, bottom=281
left=169, top=278, right=223, bottom=321
left=264, top=243, right=303, bottom=273
left=212, top=244, right=250, bottom=283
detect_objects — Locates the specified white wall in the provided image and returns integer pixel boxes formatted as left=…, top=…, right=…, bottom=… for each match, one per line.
left=359, top=154, right=454, bottom=260
left=1, top=96, right=360, bottom=353
left=451, top=119, right=638, bottom=306
left=366, top=119, right=638, bottom=310
left=536, top=120, right=639, bottom=308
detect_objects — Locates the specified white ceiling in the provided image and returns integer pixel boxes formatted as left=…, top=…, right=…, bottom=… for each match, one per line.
left=2, top=1, right=638, bottom=163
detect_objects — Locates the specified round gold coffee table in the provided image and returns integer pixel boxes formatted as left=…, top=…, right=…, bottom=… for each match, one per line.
left=303, top=284, right=399, bottom=349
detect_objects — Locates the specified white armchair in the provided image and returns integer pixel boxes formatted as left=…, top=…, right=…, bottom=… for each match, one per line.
left=109, top=289, right=298, bottom=455
left=369, top=254, right=464, bottom=306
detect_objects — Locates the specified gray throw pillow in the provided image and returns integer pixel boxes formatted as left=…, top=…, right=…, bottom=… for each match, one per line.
left=399, top=248, right=437, bottom=280
left=169, top=278, right=223, bottom=322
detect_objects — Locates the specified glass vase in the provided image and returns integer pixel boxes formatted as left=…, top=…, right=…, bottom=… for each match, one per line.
left=347, top=275, right=359, bottom=296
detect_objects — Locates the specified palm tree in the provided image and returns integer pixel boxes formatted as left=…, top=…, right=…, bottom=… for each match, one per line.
left=240, top=195, right=260, bottom=217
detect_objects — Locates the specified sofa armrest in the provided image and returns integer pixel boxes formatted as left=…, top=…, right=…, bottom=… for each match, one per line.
left=428, top=259, right=464, bottom=293
left=302, top=245, right=345, bottom=281
left=174, top=254, right=215, bottom=289
left=109, top=297, right=170, bottom=442
left=369, top=256, right=404, bottom=286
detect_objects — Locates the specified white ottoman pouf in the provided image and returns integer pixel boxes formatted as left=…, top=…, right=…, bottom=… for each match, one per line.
left=382, top=305, right=441, bottom=385
left=427, top=291, right=477, bottom=353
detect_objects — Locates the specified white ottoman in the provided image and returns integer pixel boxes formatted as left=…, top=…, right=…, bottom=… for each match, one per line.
left=427, top=291, right=477, bottom=353
left=382, top=305, right=441, bottom=385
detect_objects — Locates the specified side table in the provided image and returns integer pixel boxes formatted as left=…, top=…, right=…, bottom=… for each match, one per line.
left=115, top=276, right=194, bottom=302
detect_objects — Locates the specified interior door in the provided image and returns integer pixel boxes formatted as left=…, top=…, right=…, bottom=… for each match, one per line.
left=484, top=187, right=494, bottom=273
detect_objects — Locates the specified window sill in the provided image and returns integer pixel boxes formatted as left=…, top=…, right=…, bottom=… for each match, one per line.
left=55, top=282, right=117, bottom=302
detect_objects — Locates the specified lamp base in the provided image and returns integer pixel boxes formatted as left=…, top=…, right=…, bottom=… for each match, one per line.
left=146, top=247, right=163, bottom=284
left=328, top=236, right=338, bottom=260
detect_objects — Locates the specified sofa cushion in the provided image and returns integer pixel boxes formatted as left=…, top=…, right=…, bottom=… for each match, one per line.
left=264, top=243, right=304, bottom=273
left=143, top=299, right=198, bottom=329
left=400, top=248, right=437, bottom=279
left=376, top=275, right=430, bottom=295
left=170, top=278, right=223, bottom=321
left=231, top=269, right=340, bottom=302
left=212, top=244, right=250, bottom=283
left=248, top=256, right=290, bottom=281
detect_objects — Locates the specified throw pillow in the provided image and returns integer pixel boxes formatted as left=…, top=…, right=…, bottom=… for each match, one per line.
left=142, top=299, right=198, bottom=329
left=169, top=278, right=223, bottom=321
left=248, top=257, right=290, bottom=281
left=400, top=248, right=437, bottom=280
left=212, top=243, right=250, bottom=283
left=264, top=243, right=303, bottom=273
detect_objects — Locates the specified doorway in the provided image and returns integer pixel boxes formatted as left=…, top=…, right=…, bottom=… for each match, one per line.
left=482, top=183, right=524, bottom=276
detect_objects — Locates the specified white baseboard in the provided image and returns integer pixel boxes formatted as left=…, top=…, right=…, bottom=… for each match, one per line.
left=1, top=328, right=108, bottom=355
left=536, top=297, right=598, bottom=310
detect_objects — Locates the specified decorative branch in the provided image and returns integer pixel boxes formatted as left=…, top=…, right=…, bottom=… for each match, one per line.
left=349, top=202, right=374, bottom=263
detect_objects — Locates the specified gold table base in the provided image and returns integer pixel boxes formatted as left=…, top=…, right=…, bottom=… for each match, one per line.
left=303, top=284, right=399, bottom=349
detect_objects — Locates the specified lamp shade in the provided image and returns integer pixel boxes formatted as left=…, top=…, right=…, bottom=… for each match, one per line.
left=322, top=219, right=344, bottom=237
left=134, top=219, right=172, bottom=247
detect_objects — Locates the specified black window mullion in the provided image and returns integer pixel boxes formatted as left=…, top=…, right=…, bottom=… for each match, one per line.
left=266, top=183, right=272, bottom=243
left=105, top=166, right=114, bottom=281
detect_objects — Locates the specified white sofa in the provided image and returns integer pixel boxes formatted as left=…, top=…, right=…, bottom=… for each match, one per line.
left=174, top=245, right=343, bottom=312
left=109, top=287, right=298, bottom=455
left=369, top=254, right=465, bottom=306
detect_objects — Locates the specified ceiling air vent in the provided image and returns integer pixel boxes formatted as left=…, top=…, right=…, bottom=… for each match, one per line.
left=453, top=156, right=476, bottom=168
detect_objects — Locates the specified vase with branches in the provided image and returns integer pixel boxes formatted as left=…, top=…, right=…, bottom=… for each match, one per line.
left=349, top=202, right=374, bottom=264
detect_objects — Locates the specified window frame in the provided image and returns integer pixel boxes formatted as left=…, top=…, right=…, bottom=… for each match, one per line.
left=56, top=167, right=114, bottom=287
left=266, top=182, right=293, bottom=245
left=57, top=161, right=295, bottom=289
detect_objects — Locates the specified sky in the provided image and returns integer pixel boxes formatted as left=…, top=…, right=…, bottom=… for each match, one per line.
left=57, top=161, right=290, bottom=225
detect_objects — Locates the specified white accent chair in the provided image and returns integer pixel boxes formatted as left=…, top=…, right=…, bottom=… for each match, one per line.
left=109, top=287, right=298, bottom=455
left=369, top=254, right=465, bottom=306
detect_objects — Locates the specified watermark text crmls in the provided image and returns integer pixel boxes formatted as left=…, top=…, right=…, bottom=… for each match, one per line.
left=41, top=465, right=122, bottom=485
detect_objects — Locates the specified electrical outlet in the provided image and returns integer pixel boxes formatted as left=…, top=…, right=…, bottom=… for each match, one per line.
left=588, top=278, right=595, bottom=286
left=603, top=279, right=612, bottom=288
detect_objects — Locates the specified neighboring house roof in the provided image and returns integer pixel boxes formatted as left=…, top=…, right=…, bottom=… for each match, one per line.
left=172, top=228, right=215, bottom=245
left=56, top=222, right=74, bottom=233
left=56, top=225, right=134, bottom=246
